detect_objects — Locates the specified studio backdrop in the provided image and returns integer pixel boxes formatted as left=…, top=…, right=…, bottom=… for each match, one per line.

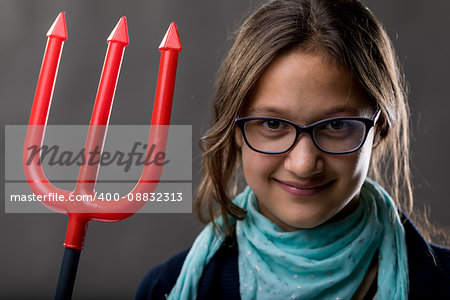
left=1, top=0, right=449, bottom=299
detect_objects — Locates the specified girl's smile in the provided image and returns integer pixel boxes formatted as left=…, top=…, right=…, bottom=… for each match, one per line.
left=273, top=178, right=335, bottom=197
left=236, top=49, right=377, bottom=231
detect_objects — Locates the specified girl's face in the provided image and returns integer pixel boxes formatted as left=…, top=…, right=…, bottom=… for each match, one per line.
left=236, top=50, right=377, bottom=231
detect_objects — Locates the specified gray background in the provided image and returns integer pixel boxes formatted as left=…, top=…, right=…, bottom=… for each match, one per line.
left=1, top=0, right=449, bottom=299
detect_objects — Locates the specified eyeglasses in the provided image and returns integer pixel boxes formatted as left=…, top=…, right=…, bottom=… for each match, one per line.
left=235, top=108, right=381, bottom=155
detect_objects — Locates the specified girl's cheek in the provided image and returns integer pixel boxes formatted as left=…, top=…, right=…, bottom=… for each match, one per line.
left=332, top=146, right=371, bottom=180
left=242, top=150, right=283, bottom=175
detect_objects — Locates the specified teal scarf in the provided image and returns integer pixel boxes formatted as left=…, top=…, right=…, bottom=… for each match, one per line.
left=168, top=178, right=409, bottom=299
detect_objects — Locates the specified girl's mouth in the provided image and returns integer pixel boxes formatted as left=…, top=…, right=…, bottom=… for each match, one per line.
left=274, top=179, right=333, bottom=197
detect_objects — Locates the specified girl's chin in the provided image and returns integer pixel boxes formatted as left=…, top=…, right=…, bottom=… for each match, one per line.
left=269, top=209, right=333, bottom=231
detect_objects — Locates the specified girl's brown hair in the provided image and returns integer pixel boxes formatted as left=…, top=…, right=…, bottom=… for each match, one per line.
left=195, top=0, right=413, bottom=235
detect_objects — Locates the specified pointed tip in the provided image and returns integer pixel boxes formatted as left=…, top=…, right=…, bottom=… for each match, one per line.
left=107, top=16, right=129, bottom=45
left=159, top=22, right=182, bottom=51
left=47, top=12, right=67, bottom=40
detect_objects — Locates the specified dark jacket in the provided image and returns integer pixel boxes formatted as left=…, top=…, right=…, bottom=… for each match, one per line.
left=135, top=216, right=450, bottom=299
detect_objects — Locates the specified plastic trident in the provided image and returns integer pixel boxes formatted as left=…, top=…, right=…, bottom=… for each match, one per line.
left=23, top=12, right=181, bottom=299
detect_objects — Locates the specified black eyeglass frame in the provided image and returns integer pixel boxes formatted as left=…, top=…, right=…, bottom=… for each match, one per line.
left=235, top=108, right=381, bottom=155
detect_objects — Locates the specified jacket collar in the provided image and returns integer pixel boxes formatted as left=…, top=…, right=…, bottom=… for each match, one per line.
left=400, top=212, right=449, bottom=279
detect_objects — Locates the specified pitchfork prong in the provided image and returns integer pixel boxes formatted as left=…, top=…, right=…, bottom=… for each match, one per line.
left=74, top=17, right=129, bottom=195
left=24, top=12, right=70, bottom=210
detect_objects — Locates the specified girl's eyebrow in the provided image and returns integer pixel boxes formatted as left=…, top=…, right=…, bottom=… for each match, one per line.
left=247, top=106, right=361, bottom=118
left=320, top=106, right=361, bottom=116
left=247, top=107, right=286, bottom=115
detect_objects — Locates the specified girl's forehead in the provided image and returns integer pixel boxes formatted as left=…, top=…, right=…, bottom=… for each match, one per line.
left=241, top=51, right=374, bottom=124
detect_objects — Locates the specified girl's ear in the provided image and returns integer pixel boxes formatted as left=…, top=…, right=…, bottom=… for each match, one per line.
left=372, top=129, right=381, bottom=148
left=234, top=128, right=243, bottom=148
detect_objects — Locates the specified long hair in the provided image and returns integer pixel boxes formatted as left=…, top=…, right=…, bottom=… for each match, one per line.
left=195, top=0, right=413, bottom=235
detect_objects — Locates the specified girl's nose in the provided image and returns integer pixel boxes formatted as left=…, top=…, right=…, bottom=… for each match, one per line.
left=283, top=133, right=324, bottom=178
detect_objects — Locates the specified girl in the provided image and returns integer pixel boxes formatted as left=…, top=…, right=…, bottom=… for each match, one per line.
left=136, top=0, right=450, bottom=299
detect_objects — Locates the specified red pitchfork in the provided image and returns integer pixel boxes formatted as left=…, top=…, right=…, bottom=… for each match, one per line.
left=23, top=12, right=181, bottom=299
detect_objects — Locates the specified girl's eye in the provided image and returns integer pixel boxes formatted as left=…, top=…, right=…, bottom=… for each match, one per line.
left=265, top=120, right=282, bottom=129
left=258, top=119, right=286, bottom=130
left=326, top=120, right=349, bottom=130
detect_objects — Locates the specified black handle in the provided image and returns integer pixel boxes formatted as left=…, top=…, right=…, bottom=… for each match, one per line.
left=55, top=247, right=81, bottom=300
